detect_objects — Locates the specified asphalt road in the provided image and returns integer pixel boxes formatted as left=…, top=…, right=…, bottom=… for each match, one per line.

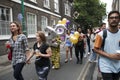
left=0, top=45, right=88, bottom=80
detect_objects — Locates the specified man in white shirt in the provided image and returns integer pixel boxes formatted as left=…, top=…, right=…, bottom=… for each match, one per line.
left=94, top=11, right=120, bottom=80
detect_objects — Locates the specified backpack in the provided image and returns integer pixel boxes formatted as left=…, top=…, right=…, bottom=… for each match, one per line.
left=98, top=29, right=107, bottom=72
left=101, top=29, right=107, bottom=51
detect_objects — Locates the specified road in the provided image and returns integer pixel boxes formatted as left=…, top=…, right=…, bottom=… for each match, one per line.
left=0, top=45, right=88, bottom=80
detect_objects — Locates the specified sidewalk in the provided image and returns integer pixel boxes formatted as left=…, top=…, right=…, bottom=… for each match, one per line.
left=0, top=54, right=12, bottom=76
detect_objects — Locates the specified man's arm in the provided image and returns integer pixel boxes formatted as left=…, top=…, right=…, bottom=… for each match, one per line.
left=94, top=34, right=120, bottom=60
left=94, top=48, right=120, bottom=60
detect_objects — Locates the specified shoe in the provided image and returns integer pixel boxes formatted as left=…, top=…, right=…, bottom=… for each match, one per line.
left=84, top=54, right=87, bottom=58
left=76, top=60, right=79, bottom=64
left=65, top=59, right=68, bottom=63
left=88, top=60, right=93, bottom=63
left=70, top=58, right=72, bottom=61
left=52, top=66, right=55, bottom=69
left=88, top=52, right=90, bottom=54
left=80, top=60, right=82, bottom=64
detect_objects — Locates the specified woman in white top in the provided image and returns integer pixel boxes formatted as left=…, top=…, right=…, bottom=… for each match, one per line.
left=63, top=30, right=73, bottom=63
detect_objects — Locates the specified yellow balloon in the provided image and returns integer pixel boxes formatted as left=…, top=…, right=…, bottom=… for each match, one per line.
left=70, top=35, right=78, bottom=44
left=60, top=21, right=65, bottom=24
left=74, top=31, right=80, bottom=38
left=58, top=20, right=62, bottom=24
left=61, top=18, right=67, bottom=24
left=62, top=18, right=67, bottom=21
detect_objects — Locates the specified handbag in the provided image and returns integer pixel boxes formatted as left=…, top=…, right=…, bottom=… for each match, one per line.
left=7, top=49, right=12, bottom=60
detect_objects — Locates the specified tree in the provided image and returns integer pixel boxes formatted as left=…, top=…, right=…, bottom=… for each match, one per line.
left=73, top=0, right=106, bottom=31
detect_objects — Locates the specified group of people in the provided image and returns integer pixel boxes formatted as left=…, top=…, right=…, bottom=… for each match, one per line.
left=63, top=27, right=86, bottom=64
left=5, top=10, right=120, bottom=80
left=6, top=21, right=52, bottom=80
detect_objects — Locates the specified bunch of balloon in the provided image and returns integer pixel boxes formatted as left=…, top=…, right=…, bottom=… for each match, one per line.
left=61, top=18, right=67, bottom=24
left=66, top=20, right=70, bottom=29
left=70, top=35, right=78, bottom=44
left=58, top=20, right=62, bottom=24
left=74, top=31, right=80, bottom=39
left=57, top=18, right=71, bottom=29
left=70, top=31, right=80, bottom=44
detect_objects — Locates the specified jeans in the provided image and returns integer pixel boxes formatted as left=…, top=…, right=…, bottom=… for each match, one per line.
left=13, top=62, right=25, bottom=80
left=35, top=65, right=50, bottom=80
left=75, top=46, right=84, bottom=63
left=89, top=50, right=97, bottom=61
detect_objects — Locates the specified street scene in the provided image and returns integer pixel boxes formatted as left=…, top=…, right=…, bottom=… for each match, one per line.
left=0, top=44, right=91, bottom=80
left=0, top=0, right=120, bottom=80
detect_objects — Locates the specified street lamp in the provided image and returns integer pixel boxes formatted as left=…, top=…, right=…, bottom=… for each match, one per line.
left=21, top=0, right=27, bottom=36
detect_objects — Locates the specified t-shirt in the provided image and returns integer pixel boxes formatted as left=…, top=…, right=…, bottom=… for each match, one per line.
left=94, top=29, right=120, bottom=73
left=33, top=43, right=50, bottom=67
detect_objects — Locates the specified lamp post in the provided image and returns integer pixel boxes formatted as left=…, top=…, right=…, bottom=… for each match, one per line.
left=21, top=0, right=27, bottom=36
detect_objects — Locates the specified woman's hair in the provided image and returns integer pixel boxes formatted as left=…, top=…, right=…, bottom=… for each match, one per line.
left=10, top=21, right=22, bottom=35
left=87, top=28, right=93, bottom=34
left=36, top=31, right=46, bottom=43
left=66, top=29, right=71, bottom=34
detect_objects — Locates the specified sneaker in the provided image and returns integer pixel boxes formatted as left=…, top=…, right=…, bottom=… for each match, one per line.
left=76, top=60, right=79, bottom=64
left=52, top=66, right=55, bottom=69
left=88, top=52, right=90, bottom=54
left=70, top=58, right=72, bottom=61
left=84, top=54, right=87, bottom=58
left=65, top=59, right=68, bottom=63
left=88, top=59, right=93, bottom=63
left=80, top=60, right=82, bottom=64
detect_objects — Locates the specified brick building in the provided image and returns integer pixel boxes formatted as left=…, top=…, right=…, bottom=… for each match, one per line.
left=0, top=0, right=77, bottom=55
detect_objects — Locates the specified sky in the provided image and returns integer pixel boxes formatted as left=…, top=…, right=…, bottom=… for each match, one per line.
left=100, top=0, right=113, bottom=13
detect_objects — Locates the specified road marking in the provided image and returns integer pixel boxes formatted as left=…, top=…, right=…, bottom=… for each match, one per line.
left=77, top=61, right=90, bottom=80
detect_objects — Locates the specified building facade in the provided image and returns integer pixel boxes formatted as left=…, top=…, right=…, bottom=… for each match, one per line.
left=112, top=0, right=120, bottom=12
left=0, top=0, right=76, bottom=55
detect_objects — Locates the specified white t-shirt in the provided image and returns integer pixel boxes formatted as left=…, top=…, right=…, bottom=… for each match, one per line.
left=98, top=29, right=120, bottom=73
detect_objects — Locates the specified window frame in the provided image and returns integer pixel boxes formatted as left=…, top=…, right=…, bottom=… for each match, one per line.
left=0, top=5, right=12, bottom=40
left=54, top=0, right=59, bottom=13
left=26, top=12, right=37, bottom=38
left=43, top=0, right=50, bottom=9
left=41, top=16, right=48, bottom=32
left=64, top=3, right=71, bottom=16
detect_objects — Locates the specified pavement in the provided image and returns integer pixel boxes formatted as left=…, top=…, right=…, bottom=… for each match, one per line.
left=0, top=54, right=12, bottom=76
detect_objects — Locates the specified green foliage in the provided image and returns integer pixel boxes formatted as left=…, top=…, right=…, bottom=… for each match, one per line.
left=73, top=0, right=106, bottom=29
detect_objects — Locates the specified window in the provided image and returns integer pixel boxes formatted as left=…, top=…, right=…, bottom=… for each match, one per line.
left=50, top=19, right=55, bottom=26
left=26, top=13, right=37, bottom=37
left=41, top=16, right=48, bottom=32
left=54, top=0, right=59, bottom=12
left=30, top=0, right=37, bottom=3
left=44, top=0, right=50, bottom=8
left=65, top=3, right=71, bottom=16
left=0, top=6, right=12, bottom=39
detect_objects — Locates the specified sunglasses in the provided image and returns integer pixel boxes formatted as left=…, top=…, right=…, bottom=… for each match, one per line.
left=109, top=16, right=119, bottom=19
